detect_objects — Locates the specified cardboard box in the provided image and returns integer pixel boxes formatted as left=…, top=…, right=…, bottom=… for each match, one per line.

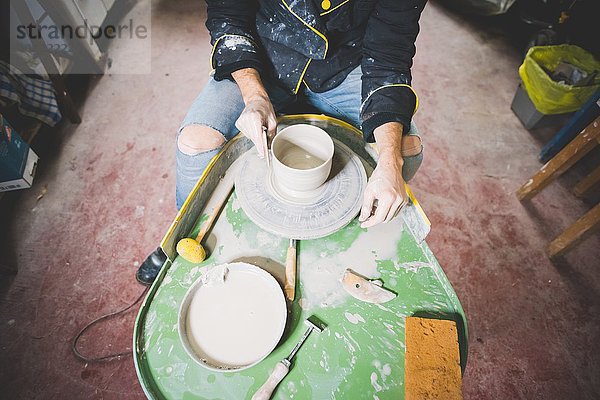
left=0, top=115, right=39, bottom=192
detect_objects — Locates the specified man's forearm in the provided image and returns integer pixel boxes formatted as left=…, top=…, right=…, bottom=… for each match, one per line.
left=232, top=68, right=268, bottom=105
left=231, top=67, right=278, bottom=146
left=359, top=121, right=407, bottom=227
left=373, top=122, right=404, bottom=162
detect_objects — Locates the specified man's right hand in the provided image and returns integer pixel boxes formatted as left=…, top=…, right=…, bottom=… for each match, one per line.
left=235, top=94, right=277, bottom=159
left=232, top=68, right=277, bottom=159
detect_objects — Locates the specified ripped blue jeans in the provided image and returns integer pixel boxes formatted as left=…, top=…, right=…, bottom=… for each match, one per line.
left=176, top=67, right=423, bottom=209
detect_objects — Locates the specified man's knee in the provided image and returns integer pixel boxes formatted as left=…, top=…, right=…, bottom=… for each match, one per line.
left=177, top=125, right=226, bottom=156
left=401, top=135, right=422, bottom=158
left=401, top=135, right=423, bottom=182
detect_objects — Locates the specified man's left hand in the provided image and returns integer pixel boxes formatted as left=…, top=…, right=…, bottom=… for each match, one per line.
left=359, top=153, right=408, bottom=228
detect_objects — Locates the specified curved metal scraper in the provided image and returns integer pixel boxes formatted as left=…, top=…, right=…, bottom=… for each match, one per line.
left=341, top=269, right=396, bottom=304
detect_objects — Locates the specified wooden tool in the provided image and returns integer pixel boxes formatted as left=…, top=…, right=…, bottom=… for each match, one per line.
left=262, top=126, right=270, bottom=168
left=284, top=239, right=297, bottom=301
left=252, top=317, right=326, bottom=400
left=341, top=269, right=396, bottom=304
left=176, top=180, right=234, bottom=263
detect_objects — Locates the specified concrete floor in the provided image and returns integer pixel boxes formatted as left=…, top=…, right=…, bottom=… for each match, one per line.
left=1, top=0, right=599, bottom=399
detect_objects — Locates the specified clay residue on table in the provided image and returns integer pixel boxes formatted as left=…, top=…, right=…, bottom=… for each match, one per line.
left=297, top=218, right=406, bottom=311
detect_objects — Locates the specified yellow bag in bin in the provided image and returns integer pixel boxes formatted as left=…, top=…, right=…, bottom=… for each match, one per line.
left=519, top=45, right=600, bottom=115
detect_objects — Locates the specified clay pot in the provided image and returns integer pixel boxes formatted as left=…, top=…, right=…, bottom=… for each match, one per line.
left=271, top=124, right=334, bottom=196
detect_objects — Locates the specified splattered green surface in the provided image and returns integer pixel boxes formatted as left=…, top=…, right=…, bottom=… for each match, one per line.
left=134, top=191, right=467, bottom=400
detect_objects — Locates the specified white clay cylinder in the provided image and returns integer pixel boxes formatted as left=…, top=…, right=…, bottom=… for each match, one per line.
left=271, top=124, right=334, bottom=195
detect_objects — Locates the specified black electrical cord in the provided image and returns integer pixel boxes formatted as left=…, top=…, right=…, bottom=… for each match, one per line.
left=72, top=286, right=149, bottom=363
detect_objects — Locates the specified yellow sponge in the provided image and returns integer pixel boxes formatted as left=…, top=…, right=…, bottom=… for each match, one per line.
left=176, top=238, right=206, bottom=263
left=404, top=317, right=462, bottom=400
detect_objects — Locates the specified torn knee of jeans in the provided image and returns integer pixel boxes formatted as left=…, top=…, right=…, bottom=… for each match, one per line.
left=401, top=135, right=422, bottom=158
left=177, top=124, right=226, bottom=156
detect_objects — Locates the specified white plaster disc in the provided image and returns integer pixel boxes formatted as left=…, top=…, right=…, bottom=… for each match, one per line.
left=235, top=139, right=367, bottom=240
left=178, top=262, right=287, bottom=371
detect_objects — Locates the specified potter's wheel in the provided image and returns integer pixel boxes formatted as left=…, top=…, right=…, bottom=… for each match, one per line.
left=235, top=139, right=367, bottom=240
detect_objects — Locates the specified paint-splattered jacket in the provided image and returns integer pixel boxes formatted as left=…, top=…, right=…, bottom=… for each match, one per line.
left=206, top=0, right=427, bottom=142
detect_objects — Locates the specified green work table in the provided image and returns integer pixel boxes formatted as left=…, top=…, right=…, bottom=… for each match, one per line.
left=134, top=115, right=468, bottom=400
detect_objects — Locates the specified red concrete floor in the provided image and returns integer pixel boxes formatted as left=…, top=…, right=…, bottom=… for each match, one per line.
left=1, top=1, right=599, bottom=399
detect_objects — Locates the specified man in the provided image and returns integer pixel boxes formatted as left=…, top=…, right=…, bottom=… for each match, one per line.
left=137, top=0, right=427, bottom=284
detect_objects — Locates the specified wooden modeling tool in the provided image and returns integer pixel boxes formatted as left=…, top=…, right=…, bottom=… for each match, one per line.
left=284, top=239, right=297, bottom=301
left=176, top=180, right=234, bottom=263
left=252, top=317, right=326, bottom=400
left=262, top=126, right=270, bottom=168
left=341, top=269, right=396, bottom=304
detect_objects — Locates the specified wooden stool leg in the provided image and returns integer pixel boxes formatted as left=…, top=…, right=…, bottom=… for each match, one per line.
left=517, top=117, right=600, bottom=201
left=574, top=164, right=600, bottom=197
left=547, top=203, right=600, bottom=258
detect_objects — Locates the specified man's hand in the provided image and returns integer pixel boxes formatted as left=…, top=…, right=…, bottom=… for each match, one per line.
left=232, top=68, right=277, bottom=159
left=359, top=122, right=408, bottom=228
left=235, top=94, right=277, bottom=158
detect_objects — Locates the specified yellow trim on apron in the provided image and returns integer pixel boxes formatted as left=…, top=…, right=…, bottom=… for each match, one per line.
left=281, top=0, right=329, bottom=58
left=281, top=0, right=330, bottom=93
left=294, top=59, right=313, bottom=94
left=361, top=84, right=420, bottom=115
left=319, top=0, right=351, bottom=16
